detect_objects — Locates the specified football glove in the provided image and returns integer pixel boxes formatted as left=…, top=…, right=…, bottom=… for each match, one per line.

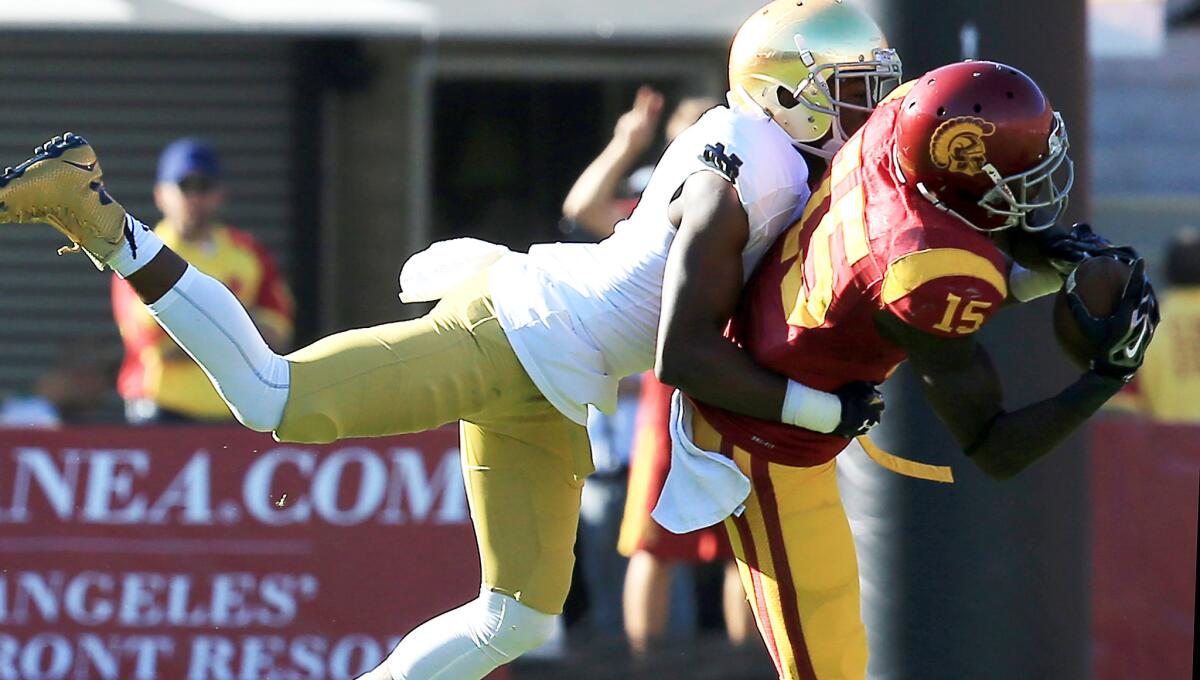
left=1039, top=223, right=1140, bottom=277
left=1065, top=257, right=1160, bottom=382
left=833, top=381, right=885, bottom=437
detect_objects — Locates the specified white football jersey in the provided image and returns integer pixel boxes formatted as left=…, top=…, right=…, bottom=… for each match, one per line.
left=489, top=102, right=812, bottom=425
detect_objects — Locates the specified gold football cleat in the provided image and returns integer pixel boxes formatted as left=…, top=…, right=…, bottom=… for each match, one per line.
left=0, top=132, right=130, bottom=269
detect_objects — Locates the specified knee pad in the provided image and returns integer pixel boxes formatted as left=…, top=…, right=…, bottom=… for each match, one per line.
left=469, top=591, right=556, bottom=664
left=382, top=590, right=557, bottom=680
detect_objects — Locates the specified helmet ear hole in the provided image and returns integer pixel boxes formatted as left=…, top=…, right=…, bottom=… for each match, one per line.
left=776, top=86, right=801, bottom=109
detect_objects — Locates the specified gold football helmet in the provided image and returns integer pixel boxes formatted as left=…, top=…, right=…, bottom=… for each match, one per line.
left=729, top=0, right=902, bottom=158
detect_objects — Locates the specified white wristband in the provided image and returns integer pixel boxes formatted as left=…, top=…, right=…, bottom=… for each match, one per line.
left=781, top=379, right=842, bottom=434
left=1009, top=262, right=1063, bottom=302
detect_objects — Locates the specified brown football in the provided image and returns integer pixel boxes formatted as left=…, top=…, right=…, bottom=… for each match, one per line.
left=1053, top=257, right=1131, bottom=369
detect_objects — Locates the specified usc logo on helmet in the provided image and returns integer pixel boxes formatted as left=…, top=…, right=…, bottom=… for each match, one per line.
left=929, top=116, right=996, bottom=176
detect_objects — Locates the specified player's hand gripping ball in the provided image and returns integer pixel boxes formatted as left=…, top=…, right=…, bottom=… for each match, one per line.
left=1002, top=222, right=1138, bottom=276
left=1053, top=256, right=1159, bottom=380
left=1042, top=223, right=1138, bottom=276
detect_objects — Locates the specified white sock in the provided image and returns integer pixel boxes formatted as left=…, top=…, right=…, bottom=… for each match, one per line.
left=370, top=590, right=556, bottom=680
left=107, top=215, right=165, bottom=278
left=146, top=264, right=290, bottom=432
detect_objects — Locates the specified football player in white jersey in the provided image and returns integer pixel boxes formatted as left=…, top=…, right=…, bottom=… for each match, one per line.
left=0, top=2, right=898, bottom=678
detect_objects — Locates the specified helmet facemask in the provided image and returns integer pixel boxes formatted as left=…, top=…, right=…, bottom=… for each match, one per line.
left=787, top=46, right=902, bottom=157
left=911, top=112, right=1075, bottom=233
left=740, top=46, right=902, bottom=158
left=977, top=112, right=1074, bottom=232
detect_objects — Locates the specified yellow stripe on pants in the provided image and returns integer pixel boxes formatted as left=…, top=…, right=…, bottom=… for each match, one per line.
left=695, top=413, right=868, bottom=680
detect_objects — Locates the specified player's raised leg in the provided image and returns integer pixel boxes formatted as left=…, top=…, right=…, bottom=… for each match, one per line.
left=0, top=134, right=525, bottom=444
left=0, top=133, right=291, bottom=431
left=2, top=134, right=592, bottom=680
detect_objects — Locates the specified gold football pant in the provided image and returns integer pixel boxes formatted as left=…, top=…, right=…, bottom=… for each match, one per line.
left=274, top=275, right=592, bottom=615
left=691, top=412, right=867, bottom=680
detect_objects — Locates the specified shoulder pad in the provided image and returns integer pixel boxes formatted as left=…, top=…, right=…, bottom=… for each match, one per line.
left=882, top=248, right=1007, bottom=337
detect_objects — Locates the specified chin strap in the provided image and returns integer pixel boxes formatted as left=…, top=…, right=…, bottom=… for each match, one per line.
left=791, top=136, right=841, bottom=160
left=893, top=146, right=1019, bottom=233
left=914, top=180, right=1017, bottom=233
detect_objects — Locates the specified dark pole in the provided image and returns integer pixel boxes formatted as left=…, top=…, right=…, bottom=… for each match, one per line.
left=847, top=1, right=1092, bottom=679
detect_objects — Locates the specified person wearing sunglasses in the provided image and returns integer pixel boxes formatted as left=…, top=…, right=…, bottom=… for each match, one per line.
left=110, top=138, right=294, bottom=424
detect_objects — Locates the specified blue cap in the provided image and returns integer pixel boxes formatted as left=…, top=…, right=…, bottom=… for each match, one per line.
left=157, top=138, right=221, bottom=185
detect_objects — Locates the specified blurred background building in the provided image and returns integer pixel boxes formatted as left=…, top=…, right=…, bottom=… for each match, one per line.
left=0, top=2, right=1195, bottom=679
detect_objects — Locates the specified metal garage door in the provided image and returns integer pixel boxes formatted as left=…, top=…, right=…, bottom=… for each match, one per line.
left=0, top=34, right=296, bottom=404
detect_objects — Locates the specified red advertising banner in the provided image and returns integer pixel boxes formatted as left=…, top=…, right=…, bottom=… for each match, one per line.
left=0, top=426, right=506, bottom=680
left=1090, top=418, right=1198, bottom=680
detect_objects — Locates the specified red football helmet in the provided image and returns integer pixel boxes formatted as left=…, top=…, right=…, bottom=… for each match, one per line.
left=892, top=61, right=1073, bottom=232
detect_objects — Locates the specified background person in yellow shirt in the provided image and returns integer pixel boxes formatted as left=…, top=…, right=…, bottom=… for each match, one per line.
left=1108, top=228, right=1200, bottom=422
left=112, top=138, right=294, bottom=424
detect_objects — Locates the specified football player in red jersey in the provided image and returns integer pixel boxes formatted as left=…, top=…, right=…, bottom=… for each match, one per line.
left=655, top=61, right=1159, bottom=679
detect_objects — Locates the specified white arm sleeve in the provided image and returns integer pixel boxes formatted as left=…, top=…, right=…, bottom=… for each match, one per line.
left=146, top=264, right=290, bottom=432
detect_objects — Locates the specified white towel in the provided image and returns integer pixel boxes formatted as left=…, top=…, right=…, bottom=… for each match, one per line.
left=398, top=238, right=513, bottom=303
left=651, top=391, right=751, bottom=534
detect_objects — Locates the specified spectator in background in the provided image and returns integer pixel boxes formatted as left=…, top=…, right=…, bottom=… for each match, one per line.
left=563, top=87, right=717, bottom=238
left=562, top=87, right=754, bottom=655
left=574, top=382, right=640, bottom=640
left=1109, top=228, right=1200, bottom=421
left=111, top=139, right=294, bottom=424
left=0, top=343, right=116, bottom=427
left=618, top=377, right=755, bottom=656
left=562, top=86, right=663, bottom=238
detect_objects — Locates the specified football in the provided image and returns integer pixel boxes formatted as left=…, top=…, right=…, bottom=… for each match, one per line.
left=1052, top=256, right=1132, bottom=369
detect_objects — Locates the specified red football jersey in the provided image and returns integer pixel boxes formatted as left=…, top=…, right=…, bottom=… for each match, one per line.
left=695, top=94, right=1010, bottom=467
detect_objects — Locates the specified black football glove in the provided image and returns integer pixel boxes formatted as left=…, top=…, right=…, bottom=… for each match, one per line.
left=1040, top=223, right=1139, bottom=277
left=832, top=381, right=885, bottom=438
left=1065, top=257, right=1160, bottom=382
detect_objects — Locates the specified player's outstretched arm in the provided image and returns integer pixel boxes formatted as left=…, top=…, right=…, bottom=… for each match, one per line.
left=874, top=260, right=1156, bottom=478
left=1000, top=222, right=1140, bottom=305
left=875, top=314, right=1119, bottom=479
left=656, top=171, right=880, bottom=437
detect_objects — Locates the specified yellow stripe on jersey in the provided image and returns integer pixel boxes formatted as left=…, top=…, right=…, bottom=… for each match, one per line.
left=830, top=132, right=863, bottom=188
left=801, top=177, right=833, bottom=226
left=786, top=212, right=838, bottom=328
left=837, top=184, right=869, bottom=266
left=781, top=180, right=833, bottom=262
left=881, top=248, right=1008, bottom=304
left=828, top=132, right=870, bottom=267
